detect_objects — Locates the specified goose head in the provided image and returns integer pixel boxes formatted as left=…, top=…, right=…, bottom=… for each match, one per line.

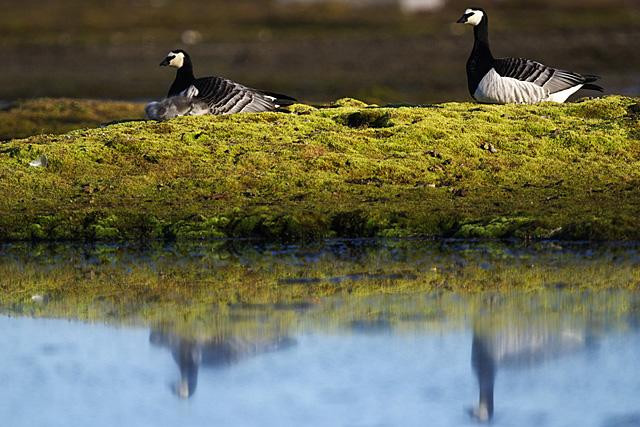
left=456, top=8, right=486, bottom=26
left=171, top=376, right=197, bottom=400
left=467, top=402, right=492, bottom=423
left=160, top=49, right=189, bottom=68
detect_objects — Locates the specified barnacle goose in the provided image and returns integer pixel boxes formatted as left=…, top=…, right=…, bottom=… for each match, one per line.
left=145, top=85, right=209, bottom=120
left=456, top=8, right=603, bottom=104
left=160, top=49, right=297, bottom=114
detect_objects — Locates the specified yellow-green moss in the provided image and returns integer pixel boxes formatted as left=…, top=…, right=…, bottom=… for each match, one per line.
left=0, top=98, right=145, bottom=140
left=1, top=96, right=639, bottom=242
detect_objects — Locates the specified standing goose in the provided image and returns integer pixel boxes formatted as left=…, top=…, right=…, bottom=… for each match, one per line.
left=160, top=49, right=297, bottom=115
left=456, top=8, right=603, bottom=104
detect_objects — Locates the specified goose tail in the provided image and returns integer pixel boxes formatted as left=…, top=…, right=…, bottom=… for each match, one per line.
left=262, top=91, right=298, bottom=107
left=582, top=75, right=603, bottom=92
left=582, top=83, right=604, bottom=92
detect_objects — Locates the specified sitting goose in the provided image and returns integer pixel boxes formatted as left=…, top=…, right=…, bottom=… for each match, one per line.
left=456, top=8, right=603, bottom=104
left=160, top=49, right=297, bottom=115
left=145, top=85, right=209, bottom=120
left=150, top=329, right=296, bottom=399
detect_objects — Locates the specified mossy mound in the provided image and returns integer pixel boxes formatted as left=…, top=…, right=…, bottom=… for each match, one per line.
left=0, top=98, right=145, bottom=140
left=1, top=96, right=639, bottom=242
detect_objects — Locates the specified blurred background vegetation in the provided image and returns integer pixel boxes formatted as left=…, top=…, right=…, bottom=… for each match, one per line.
left=0, top=0, right=638, bottom=105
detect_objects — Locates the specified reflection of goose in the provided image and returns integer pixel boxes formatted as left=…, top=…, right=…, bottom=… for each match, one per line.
left=150, top=329, right=296, bottom=399
left=470, top=323, right=591, bottom=422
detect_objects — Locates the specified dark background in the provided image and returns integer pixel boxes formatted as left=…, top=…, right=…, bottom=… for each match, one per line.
left=0, top=0, right=638, bottom=104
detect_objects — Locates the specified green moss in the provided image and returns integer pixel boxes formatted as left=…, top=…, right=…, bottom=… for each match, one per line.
left=457, top=217, right=537, bottom=239
left=569, top=97, right=629, bottom=120
left=289, top=104, right=318, bottom=115
left=92, top=215, right=122, bottom=240
left=336, top=110, right=393, bottom=129
left=331, top=210, right=378, bottom=237
left=170, top=216, right=229, bottom=240
left=1, top=96, right=640, bottom=242
left=0, top=98, right=145, bottom=140
left=331, top=98, right=370, bottom=108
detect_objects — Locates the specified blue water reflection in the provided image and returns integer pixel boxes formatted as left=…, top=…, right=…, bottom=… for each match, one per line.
left=1, top=290, right=639, bottom=427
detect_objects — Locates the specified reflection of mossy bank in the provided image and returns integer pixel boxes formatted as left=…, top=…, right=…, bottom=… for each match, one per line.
left=1, top=96, right=640, bottom=241
left=1, top=242, right=639, bottom=339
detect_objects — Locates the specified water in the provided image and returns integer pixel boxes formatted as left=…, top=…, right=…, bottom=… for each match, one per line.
left=1, top=241, right=639, bottom=426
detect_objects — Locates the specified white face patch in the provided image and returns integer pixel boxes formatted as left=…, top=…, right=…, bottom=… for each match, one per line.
left=167, top=51, right=185, bottom=68
left=464, top=9, right=484, bottom=26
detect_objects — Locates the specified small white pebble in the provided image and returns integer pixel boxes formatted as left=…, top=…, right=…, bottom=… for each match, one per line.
left=29, top=155, right=48, bottom=168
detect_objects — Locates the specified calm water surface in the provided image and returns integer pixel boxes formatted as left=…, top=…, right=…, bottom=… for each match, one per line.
left=1, top=241, right=639, bottom=427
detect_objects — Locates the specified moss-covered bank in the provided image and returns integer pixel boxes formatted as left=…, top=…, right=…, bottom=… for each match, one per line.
left=0, top=98, right=145, bottom=141
left=1, top=96, right=640, bottom=242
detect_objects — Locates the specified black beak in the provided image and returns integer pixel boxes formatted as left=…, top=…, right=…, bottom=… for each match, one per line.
left=159, top=57, right=170, bottom=66
left=456, top=13, right=470, bottom=24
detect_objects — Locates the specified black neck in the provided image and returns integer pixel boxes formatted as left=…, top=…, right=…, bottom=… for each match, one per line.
left=472, top=333, right=496, bottom=421
left=466, top=18, right=495, bottom=96
left=473, top=18, right=491, bottom=49
left=168, top=60, right=196, bottom=97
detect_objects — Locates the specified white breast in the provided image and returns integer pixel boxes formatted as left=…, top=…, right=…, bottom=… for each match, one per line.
left=474, top=69, right=549, bottom=104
